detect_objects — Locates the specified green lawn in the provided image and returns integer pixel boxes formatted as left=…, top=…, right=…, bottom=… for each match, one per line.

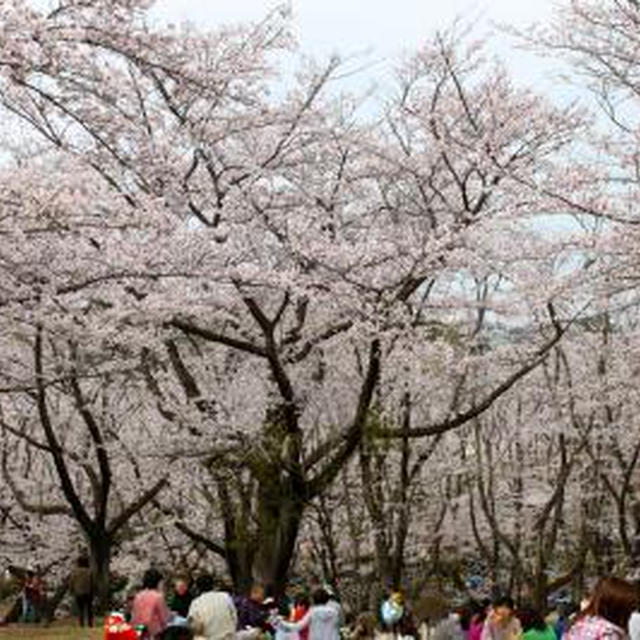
left=0, top=621, right=103, bottom=639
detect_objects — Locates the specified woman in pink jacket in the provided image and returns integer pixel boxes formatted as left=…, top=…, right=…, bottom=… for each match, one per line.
left=131, top=568, right=172, bottom=639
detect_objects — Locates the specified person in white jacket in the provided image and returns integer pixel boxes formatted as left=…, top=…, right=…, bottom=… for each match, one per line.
left=629, top=610, right=640, bottom=640
left=277, top=589, right=341, bottom=640
left=187, top=574, right=237, bottom=640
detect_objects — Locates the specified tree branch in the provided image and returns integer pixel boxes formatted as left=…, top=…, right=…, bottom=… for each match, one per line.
left=169, top=319, right=267, bottom=357
left=34, top=327, right=94, bottom=533
left=378, top=304, right=575, bottom=438
left=306, top=339, right=381, bottom=499
left=69, top=371, right=111, bottom=527
left=108, top=476, right=169, bottom=537
left=174, top=521, right=228, bottom=559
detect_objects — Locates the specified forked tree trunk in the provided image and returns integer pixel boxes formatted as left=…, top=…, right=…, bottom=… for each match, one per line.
left=253, top=478, right=305, bottom=594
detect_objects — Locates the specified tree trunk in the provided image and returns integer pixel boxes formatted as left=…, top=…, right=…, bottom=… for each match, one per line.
left=253, top=481, right=305, bottom=594
left=90, top=535, right=112, bottom=613
left=532, top=566, right=547, bottom=612
left=230, top=548, right=255, bottom=595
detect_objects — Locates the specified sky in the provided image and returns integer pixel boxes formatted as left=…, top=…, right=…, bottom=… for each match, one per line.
left=152, top=0, right=563, bottom=95
left=148, top=0, right=582, bottom=240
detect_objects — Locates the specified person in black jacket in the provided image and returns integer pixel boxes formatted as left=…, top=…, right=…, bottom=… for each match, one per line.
left=169, top=577, right=193, bottom=618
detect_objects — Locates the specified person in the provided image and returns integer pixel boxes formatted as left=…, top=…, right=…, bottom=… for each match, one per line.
left=32, top=569, right=45, bottom=623
left=234, top=583, right=269, bottom=631
left=381, top=592, right=405, bottom=631
left=69, top=554, right=94, bottom=627
left=459, top=606, right=475, bottom=640
left=397, top=607, right=418, bottom=640
left=481, top=596, right=521, bottom=640
left=187, top=573, right=237, bottom=640
left=470, top=602, right=491, bottom=640
left=629, top=607, right=640, bottom=640
left=325, top=585, right=344, bottom=631
left=21, top=569, right=42, bottom=623
left=131, top=568, right=172, bottom=639
left=291, top=592, right=311, bottom=640
left=628, top=581, right=640, bottom=640
left=352, top=612, right=378, bottom=640
left=170, top=577, right=193, bottom=618
left=433, top=607, right=471, bottom=640
left=277, top=588, right=341, bottom=640
left=565, top=577, right=637, bottom=640
left=518, top=606, right=556, bottom=640
left=555, top=603, right=578, bottom=640
left=277, top=598, right=301, bottom=640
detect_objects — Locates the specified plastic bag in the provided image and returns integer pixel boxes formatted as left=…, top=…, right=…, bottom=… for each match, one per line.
left=103, top=611, right=139, bottom=640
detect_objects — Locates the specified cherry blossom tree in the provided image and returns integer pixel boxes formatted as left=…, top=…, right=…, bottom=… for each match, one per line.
left=0, top=0, right=590, bottom=597
left=521, top=0, right=640, bottom=574
left=0, top=311, right=171, bottom=609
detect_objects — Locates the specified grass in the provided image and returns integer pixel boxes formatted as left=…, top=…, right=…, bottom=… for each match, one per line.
left=0, top=621, right=104, bottom=639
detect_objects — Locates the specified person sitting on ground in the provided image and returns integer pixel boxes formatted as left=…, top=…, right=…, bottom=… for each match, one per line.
left=433, top=606, right=472, bottom=640
left=518, top=606, right=556, bottom=640
left=380, top=591, right=417, bottom=640
left=396, top=604, right=418, bottom=640
left=234, top=583, right=269, bottom=631
left=381, top=592, right=405, bottom=632
left=565, top=577, right=636, bottom=640
left=131, top=568, right=172, bottom=639
left=69, top=553, right=94, bottom=628
left=170, top=577, right=193, bottom=618
left=187, top=573, right=237, bottom=640
left=481, top=596, right=522, bottom=640
left=352, top=612, right=377, bottom=640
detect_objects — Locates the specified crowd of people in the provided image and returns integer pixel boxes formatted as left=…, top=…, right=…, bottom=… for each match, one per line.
left=431, top=577, right=638, bottom=640
left=6, top=557, right=640, bottom=640
left=107, top=572, right=640, bottom=640
left=100, top=567, right=344, bottom=640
